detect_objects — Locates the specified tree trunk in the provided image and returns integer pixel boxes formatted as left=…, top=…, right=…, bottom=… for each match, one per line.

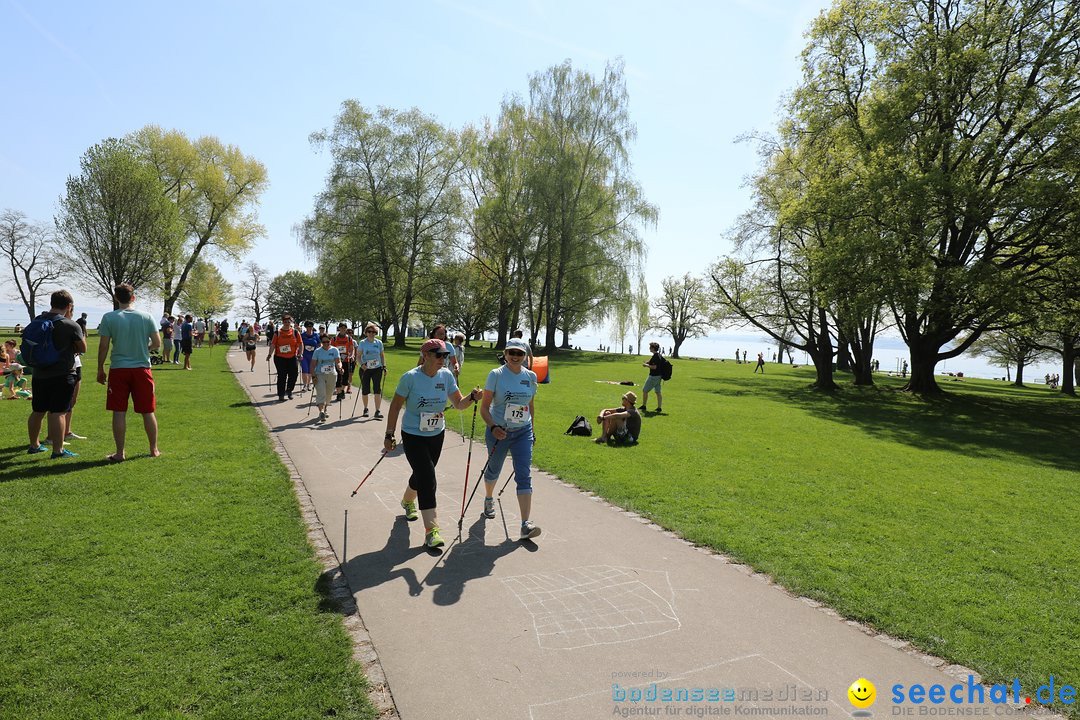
left=1061, top=338, right=1077, bottom=396
left=849, top=324, right=876, bottom=386
left=1074, top=356, right=1079, bottom=388
left=560, top=326, right=571, bottom=349
left=672, top=338, right=683, bottom=359
left=1013, top=358, right=1026, bottom=387
left=810, top=308, right=838, bottom=391
left=904, top=344, right=942, bottom=394
left=836, top=329, right=851, bottom=372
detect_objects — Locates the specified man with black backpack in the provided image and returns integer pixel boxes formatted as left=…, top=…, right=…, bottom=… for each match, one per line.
left=23, top=289, right=86, bottom=459
left=641, top=341, right=665, bottom=414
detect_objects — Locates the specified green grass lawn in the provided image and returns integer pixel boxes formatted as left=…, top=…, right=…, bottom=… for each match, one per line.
left=3, top=334, right=1076, bottom=717
left=0, top=338, right=373, bottom=720
left=389, top=340, right=1079, bottom=710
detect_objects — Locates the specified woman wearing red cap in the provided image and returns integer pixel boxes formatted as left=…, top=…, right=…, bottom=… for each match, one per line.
left=384, top=338, right=480, bottom=548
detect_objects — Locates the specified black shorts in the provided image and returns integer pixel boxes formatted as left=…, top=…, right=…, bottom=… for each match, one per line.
left=181, top=338, right=193, bottom=354
left=361, top=367, right=383, bottom=395
left=31, top=374, right=76, bottom=414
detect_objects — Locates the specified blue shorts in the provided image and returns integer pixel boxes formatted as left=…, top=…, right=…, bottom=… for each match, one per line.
left=643, top=375, right=662, bottom=393
left=300, top=355, right=313, bottom=374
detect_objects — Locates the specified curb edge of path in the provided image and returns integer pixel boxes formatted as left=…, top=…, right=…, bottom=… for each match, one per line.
left=242, top=370, right=401, bottom=719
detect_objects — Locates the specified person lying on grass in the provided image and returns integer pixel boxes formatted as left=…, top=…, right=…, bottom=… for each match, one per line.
left=595, top=391, right=641, bottom=445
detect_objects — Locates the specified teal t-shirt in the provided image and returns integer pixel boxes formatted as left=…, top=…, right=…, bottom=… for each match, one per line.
left=99, top=309, right=158, bottom=369
left=357, top=338, right=383, bottom=369
left=311, top=346, right=341, bottom=375
left=485, top=364, right=537, bottom=429
left=394, top=366, right=459, bottom=435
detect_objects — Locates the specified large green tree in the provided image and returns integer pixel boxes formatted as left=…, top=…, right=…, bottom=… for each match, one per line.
left=178, top=259, right=233, bottom=321
left=710, top=142, right=842, bottom=391
left=304, top=104, right=459, bottom=346
left=653, top=274, right=710, bottom=359
left=130, top=126, right=267, bottom=316
left=55, top=138, right=182, bottom=309
left=522, top=61, right=655, bottom=353
left=266, top=271, right=324, bottom=325
left=460, top=107, right=536, bottom=348
left=799, top=0, right=1080, bottom=393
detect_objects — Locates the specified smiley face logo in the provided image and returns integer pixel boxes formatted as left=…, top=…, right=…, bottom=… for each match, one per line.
left=848, top=678, right=876, bottom=709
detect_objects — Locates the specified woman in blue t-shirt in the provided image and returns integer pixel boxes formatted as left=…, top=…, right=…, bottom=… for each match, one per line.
left=384, top=338, right=480, bottom=549
left=479, top=338, right=541, bottom=541
left=357, top=323, right=387, bottom=419
left=299, top=321, right=320, bottom=392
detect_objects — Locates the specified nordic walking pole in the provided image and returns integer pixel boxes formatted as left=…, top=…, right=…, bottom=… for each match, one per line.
left=305, top=381, right=316, bottom=417
left=342, top=509, right=348, bottom=569
left=497, top=470, right=516, bottom=497
left=350, top=379, right=361, bottom=418
left=459, top=408, right=464, bottom=442
left=460, top=438, right=500, bottom=530
left=350, top=449, right=391, bottom=496
left=458, top=403, right=479, bottom=535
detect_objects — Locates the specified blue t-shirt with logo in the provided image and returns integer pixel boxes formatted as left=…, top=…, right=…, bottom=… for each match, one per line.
left=357, top=338, right=384, bottom=369
left=301, top=332, right=320, bottom=360
left=485, top=364, right=537, bottom=429
left=311, top=346, right=340, bottom=375
left=394, top=366, right=459, bottom=435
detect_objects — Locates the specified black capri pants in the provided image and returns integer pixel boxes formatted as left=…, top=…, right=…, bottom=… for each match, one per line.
left=336, top=359, right=355, bottom=389
left=402, top=430, right=445, bottom=511
left=361, top=367, right=383, bottom=395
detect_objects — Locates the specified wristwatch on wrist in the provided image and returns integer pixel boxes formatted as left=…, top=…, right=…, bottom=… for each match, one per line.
left=384, top=433, right=394, bottom=440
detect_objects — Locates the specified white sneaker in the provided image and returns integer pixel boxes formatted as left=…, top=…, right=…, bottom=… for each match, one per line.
left=519, top=520, right=541, bottom=540
left=65, top=432, right=87, bottom=440
left=483, top=497, right=495, bottom=519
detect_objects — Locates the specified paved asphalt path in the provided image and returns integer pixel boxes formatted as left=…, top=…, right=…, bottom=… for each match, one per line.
left=229, top=351, right=1004, bottom=720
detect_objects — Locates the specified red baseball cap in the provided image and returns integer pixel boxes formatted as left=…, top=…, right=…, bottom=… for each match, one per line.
left=420, top=338, right=448, bottom=355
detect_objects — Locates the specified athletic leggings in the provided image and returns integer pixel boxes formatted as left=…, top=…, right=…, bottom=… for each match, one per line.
left=402, top=430, right=444, bottom=511
left=361, top=367, right=383, bottom=395
left=274, top=355, right=298, bottom=398
left=336, top=360, right=355, bottom=389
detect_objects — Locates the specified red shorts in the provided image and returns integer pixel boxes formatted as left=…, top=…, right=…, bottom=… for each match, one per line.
left=106, top=367, right=157, bottom=413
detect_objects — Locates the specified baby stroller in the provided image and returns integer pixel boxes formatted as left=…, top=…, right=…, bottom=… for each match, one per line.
left=149, top=350, right=165, bottom=366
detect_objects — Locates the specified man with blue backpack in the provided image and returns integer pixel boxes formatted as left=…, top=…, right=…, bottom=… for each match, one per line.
left=23, top=289, right=86, bottom=459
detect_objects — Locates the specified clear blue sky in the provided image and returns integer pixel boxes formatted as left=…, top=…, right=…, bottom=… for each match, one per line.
left=1, top=0, right=828, bottom=302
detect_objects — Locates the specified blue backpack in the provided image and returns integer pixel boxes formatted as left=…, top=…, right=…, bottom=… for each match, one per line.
left=21, top=315, right=62, bottom=368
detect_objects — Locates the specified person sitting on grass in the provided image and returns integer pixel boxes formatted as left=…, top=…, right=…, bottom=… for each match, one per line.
left=595, top=391, right=641, bottom=445
left=3, top=363, right=31, bottom=399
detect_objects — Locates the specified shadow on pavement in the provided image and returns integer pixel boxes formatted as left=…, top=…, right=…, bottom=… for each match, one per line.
left=331, top=516, right=427, bottom=598
left=424, top=514, right=526, bottom=606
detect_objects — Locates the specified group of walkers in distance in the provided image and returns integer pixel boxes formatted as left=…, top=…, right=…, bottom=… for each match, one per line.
left=1045, top=373, right=1062, bottom=390
left=11, top=285, right=162, bottom=462
left=260, top=316, right=390, bottom=421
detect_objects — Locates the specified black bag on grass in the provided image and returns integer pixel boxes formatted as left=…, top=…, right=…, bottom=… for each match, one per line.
left=564, top=415, right=592, bottom=436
